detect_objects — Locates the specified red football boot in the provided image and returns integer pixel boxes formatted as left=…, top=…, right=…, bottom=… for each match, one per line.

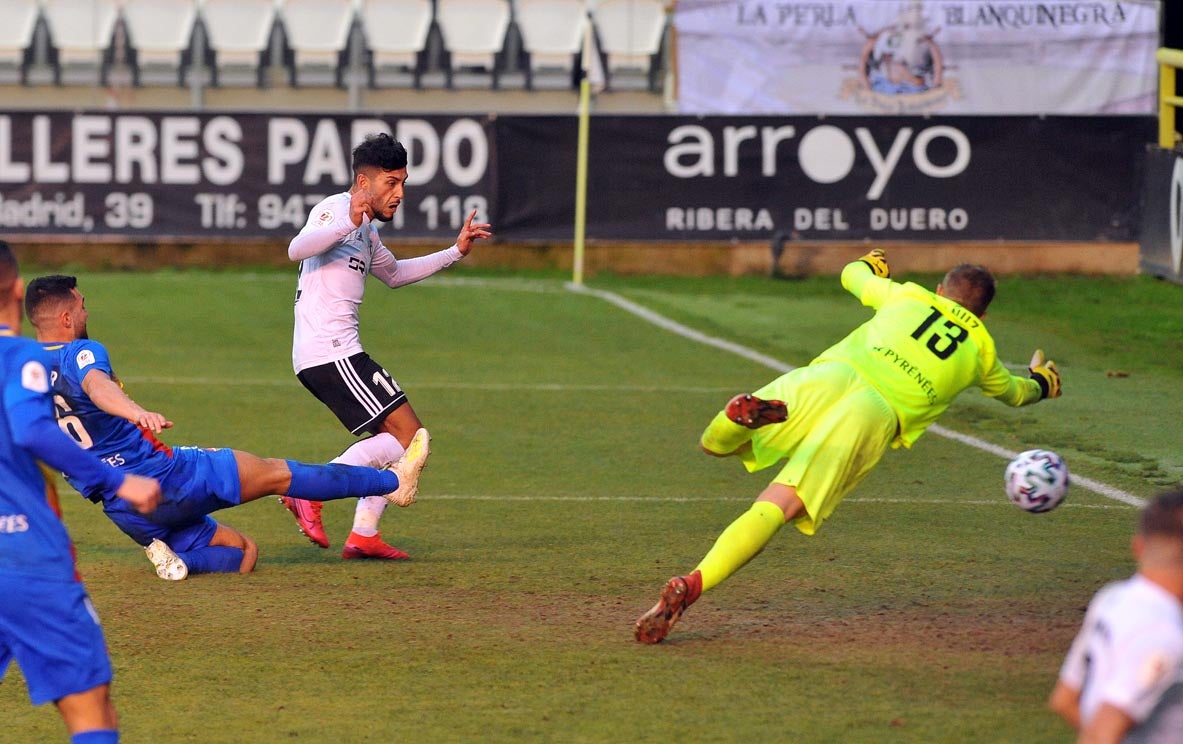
left=725, top=394, right=788, bottom=429
left=634, top=572, right=704, bottom=644
left=341, top=531, right=410, bottom=560
left=279, top=496, right=329, bottom=549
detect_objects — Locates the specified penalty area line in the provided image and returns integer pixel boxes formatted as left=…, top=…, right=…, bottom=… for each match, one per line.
left=567, top=283, right=1146, bottom=509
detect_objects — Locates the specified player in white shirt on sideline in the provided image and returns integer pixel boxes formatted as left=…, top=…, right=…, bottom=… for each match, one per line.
left=282, top=133, right=492, bottom=560
left=1049, top=488, right=1183, bottom=744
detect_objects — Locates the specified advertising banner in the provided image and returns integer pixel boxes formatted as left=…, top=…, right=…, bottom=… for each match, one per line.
left=0, top=111, right=1154, bottom=242
left=674, top=0, right=1160, bottom=115
left=497, top=115, right=1153, bottom=242
left=0, top=112, right=496, bottom=239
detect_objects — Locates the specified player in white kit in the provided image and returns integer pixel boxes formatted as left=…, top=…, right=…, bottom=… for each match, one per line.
left=283, top=133, right=492, bottom=559
left=1049, top=488, right=1183, bottom=743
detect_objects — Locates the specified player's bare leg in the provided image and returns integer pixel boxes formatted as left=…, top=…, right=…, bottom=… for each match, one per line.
left=378, top=402, right=424, bottom=447
left=209, top=523, right=258, bottom=573
left=55, top=684, right=118, bottom=736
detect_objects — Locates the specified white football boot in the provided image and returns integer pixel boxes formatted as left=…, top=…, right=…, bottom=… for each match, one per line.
left=145, top=538, right=189, bottom=581
left=384, top=428, right=430, bottom=507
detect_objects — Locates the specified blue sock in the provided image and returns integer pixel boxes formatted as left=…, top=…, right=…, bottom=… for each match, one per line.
left=285, top=461, right=397, bottom=501
left=71, top=731, right=118, bottom=744
left=177, top=546, right=243, bottom=574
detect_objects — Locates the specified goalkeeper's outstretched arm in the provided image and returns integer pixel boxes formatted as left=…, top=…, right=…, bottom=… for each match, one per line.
left=984, top=349, right=1062, bottom=407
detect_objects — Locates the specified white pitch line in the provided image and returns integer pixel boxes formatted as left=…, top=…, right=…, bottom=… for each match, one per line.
left=119, top=376, right=735, bottom=394
left=425, top=494, right=1131, bottom=509
left=568, top=283, right=1146, bottom=509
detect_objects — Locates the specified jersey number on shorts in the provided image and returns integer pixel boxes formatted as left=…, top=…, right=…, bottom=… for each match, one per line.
left=910, top=306, right=968, bottom=361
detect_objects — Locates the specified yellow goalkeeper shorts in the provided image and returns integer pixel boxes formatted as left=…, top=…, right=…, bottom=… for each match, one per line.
left=727, top=361, right=897, bottom=535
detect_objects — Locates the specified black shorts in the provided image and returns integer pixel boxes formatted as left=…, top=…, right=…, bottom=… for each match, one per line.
left=297, top=352, right=408, bottom=435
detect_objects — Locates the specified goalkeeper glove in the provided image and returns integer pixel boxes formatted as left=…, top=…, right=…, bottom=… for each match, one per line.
left=1028, top=349, right=1061, bottom=399
left=859, top=249, right=890, bottom=278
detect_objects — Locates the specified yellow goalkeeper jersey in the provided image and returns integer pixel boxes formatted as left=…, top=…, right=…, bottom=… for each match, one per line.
left=813, top=261, right=1043, bottom=448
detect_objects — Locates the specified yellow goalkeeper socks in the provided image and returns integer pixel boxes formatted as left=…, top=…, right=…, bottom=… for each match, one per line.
left=694, top=501, right=786, bottom=592
left=700, top=411, right=754, bottom=456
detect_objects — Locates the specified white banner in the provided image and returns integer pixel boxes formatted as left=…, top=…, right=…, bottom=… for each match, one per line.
left=675, top=0, right=1160, bottom=114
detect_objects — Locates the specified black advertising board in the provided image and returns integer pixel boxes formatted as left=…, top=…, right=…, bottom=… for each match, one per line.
left=496, top=115, right=1154, bottom=242
left=0, top=111, right=1153, bottom=242
left=0, top=112, right=496, bottom=239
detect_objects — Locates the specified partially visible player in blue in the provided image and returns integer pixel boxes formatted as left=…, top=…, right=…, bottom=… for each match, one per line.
left=24, top=274, right=428, bottom=581
left=0, top=241, right=162, bottom=744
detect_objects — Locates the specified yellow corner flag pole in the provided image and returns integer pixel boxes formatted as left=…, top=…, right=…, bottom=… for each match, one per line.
left=573, top=76, right=590, bottom=287
left=573, top=15, right=601, bottom=287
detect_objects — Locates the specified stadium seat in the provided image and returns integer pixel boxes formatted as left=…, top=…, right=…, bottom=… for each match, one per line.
left=514, top=0, right=587, bottom=89
left=435, top=0, right=511, bottom=88
left=0, top=0, right=40, bottom=84
left=359, top=0, right=434, bottom=88
left=280, top=0, right=355, bottom=87
left=41, top=0, right=120, bottom=84
left=200, top=0, right=279, bottom=86
left=590, top=0, right=666, bottom=89
left=122, top=0, right=198, bottom=86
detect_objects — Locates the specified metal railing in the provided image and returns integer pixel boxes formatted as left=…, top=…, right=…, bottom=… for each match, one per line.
left=1157, top=47, right=1183, bottom=149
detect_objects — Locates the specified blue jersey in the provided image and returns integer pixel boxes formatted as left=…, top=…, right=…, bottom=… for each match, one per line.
left=0, top=331, right=85, bottom=582
left=45, top=339, right=173, bottom=495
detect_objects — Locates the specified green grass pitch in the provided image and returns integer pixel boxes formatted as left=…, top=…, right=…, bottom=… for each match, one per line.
left=3, top=266, right=1180, bottom=742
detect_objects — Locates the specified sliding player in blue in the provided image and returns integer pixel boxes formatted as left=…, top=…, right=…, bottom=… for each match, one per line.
left=25, top=274, right=429, bottom=581
left=0, top=242, right=162, bottom=743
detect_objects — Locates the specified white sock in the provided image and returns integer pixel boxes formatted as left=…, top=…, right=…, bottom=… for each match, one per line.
left=330, top=434, right=405, bottom=538
left=352, top=496, right=388, bottom=537
left=331, top=433, right=405, bottom=468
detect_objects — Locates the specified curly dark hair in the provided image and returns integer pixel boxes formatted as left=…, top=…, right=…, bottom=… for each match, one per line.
left=352, top=133, right=408, bottom=173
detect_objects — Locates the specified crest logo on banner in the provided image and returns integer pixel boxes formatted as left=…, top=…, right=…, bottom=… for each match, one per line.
left=841, top=1, right=960, bottom=113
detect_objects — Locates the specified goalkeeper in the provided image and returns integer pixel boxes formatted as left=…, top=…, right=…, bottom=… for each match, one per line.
left=635, top=251, right=1062, bottom=643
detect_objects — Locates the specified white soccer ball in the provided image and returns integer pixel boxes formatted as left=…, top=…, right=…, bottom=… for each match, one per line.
left=1005, top=449, right=1070, bottom=513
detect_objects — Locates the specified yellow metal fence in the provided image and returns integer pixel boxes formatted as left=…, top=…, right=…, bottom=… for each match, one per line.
left=1158, top=47, right=1183, bottom=149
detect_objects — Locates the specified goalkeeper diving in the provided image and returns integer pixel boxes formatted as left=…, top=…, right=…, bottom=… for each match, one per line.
left=635, top=250, right=1062, bottom=643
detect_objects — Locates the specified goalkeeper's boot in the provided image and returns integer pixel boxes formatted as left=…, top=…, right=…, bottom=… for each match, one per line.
left=384, top=428, right=430, bottom=507
left=634, top=572, right=703, bottom=644
left=145, top=539, right=188, bottom=581
left=341, top=531, right=410, bottom=561
left=279, top=496, right=329, bottom=548
left=726, top=394, right=788, bottom=429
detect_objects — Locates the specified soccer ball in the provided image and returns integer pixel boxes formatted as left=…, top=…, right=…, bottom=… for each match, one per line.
left=1005, top=449, right=1069, bottom=513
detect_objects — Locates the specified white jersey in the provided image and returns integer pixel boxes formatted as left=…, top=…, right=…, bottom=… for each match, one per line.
left=289, top=192, right=464, bottom=373
left=1059, top=574, right=1183, bottom=743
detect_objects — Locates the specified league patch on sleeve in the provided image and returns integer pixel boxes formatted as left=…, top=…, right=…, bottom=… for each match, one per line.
left=21, top=360, right=49, bottom=393
left=314, top=209, right=335, bottom=226
left=1137, top=651, right=1171, bottom=691
left=75, top=349, right=96, bottom=370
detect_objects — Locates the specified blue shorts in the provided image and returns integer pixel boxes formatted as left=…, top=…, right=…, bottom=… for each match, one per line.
left=105, top=446, right=241, bottom=548
left=0, top=574, right=112, bottom=705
